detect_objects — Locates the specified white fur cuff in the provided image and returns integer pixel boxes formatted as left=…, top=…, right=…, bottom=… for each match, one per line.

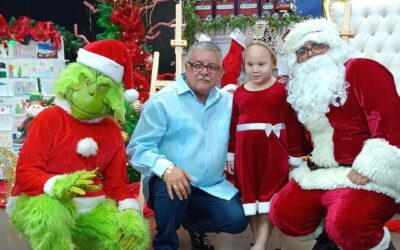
left=43, top=175, right=65, bottom=196
left=118, top=198, right=140, bottom=212
left=289, top=156, right=304, bottom=167
left=353, top=138, right=400, bottom=193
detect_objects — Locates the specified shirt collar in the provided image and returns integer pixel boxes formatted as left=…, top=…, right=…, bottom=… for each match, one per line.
left=176, top=73, right=221, bottom=105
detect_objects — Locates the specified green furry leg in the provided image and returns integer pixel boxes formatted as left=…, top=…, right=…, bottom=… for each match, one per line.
left=10, top=195, right=77, bottom=250
left=72, top=199, right=120, bottom=250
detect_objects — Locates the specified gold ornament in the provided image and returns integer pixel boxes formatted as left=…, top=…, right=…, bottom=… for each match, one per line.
left=0, top=148, right=17, bottom=203
left=121, top=131, right=129, bottom=142
left=132, top=100, right=143, bottom=113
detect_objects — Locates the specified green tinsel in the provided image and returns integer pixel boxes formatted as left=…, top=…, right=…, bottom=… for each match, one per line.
left=55, top=25, right=85, bottom=61
left=183, top=1, right=309, bottom=46
left=96, top=4, right=122, bottom=41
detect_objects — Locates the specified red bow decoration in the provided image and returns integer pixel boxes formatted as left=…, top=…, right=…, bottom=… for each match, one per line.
left=29, top=21, right=62, bottom=50
left=0, top=15, right=11, bottom=38
left=110, top=5, right=145, bottom=42
left=9, top=16, right=31, bottom=42
left=132, top=68, right=150, bottom=102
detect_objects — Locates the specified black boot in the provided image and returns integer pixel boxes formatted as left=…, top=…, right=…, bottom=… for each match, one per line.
left=188, top=231, right=215, bottom=250
left=386, top=241, right=397, bottom=250
left=312, top=231, right=340, bottom=250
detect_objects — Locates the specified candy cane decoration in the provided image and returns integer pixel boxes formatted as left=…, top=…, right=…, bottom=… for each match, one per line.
left=145, top=19, right=175, bottom=41
left=140, top=0, right=169, bottom=14
left=83, top=1, right=99, bottom=14
left=73, top=23, right=90, bottom=44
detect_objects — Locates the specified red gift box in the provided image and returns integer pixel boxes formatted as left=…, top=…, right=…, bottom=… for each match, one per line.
left=237, top=0, right=260, bottom=17
left=215, top=0, right=236, bottom=19
left=195, top=0, right=215, bottom=21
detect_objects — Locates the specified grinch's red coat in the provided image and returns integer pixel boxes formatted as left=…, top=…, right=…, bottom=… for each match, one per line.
left=11, top=105, right=134, bottom=207
left=270, top=59, right=400, bottom=250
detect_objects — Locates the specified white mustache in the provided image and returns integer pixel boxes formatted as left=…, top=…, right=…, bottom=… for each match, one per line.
left=197, top=76, right=210, bottom=81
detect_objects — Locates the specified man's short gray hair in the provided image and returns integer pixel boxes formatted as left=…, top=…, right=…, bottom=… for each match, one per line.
left=186, top=41, right=222, bottom=65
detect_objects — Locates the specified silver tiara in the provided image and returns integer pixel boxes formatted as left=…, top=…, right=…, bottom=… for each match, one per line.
left=245, top=21, right=284, bottom=55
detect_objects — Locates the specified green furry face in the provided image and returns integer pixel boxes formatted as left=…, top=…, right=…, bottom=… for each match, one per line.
left=66, top=73, right=112, bottom=120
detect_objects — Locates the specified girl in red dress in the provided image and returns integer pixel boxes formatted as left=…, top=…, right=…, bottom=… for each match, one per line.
left=227, top=29, right=299, bottom=250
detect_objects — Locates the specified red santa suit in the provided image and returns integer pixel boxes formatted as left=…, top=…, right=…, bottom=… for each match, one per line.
left=8, top=101, right=138, bottom=214
left=270, top=58, right=400, bottom=250
left=228, top=81, right=301, bottom=215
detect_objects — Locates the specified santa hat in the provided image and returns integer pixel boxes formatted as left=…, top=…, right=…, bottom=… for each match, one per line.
left=283, top=18, right=348, bottom=68
left=77, top=39, right=139, bottom=102
left=221, top=28, right=246, bottom=91
left=284, top=18, right=341, bottom=54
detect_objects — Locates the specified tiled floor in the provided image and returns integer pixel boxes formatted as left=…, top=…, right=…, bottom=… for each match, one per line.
left=1, top=210, right=399, bottom=249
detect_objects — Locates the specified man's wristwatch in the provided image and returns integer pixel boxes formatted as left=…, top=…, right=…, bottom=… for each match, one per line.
left=162, top=164, right=174, bottom=182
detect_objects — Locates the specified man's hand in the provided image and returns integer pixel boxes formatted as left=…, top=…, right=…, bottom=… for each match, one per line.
left=347, top=169, right=371, bottom=185
left=226, top=161, right=235, bottom=175
left=163, top=166, right=192, bottom=200
left=53, top=168, right=102, bottom=201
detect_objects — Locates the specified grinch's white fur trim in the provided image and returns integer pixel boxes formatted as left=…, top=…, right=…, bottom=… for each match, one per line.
left=74, top=195, right=106, bottom=214
left=353, top=138, right=400, bottom=194
left=76, top=138, right=98, bottom=157
left=289, top=156, right=304, bottom=167
left=291, top=163, right=400, bottom=202
left=77, top=48, right=124, bottom=83
left=5, top=196, right=17, bottom=216
left=243, top=202, right=257, bottom=216
left=124, top=89, right=139, bottom=103
left=226, top=152, right=235, bottom=162
left=43, top=175, right=65, bottom=196
left=118, top=198, right=140, bottom=212
left=54, top=98, right=104, bottom=123
left=297, top=221, right=324, bottom=241
left=258, top=201, right=271, bottom=214
left=302, top=111, right=338, bottom=168
left=6, top=195, right=108, bottom=216
left=370, top=227, right=391, bottom=250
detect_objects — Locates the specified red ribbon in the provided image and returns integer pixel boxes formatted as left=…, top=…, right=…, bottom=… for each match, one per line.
left=0, top=15, right=11, bottom=38
left=110, top=5, right=145, bottom=42
left=9, top=16, right=31, bottom=42
left=29, top=21, right=62, bottom=50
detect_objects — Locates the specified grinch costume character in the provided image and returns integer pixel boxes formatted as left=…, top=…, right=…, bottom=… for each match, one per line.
left=6, top=39, right=150, bottom=250
left=269, top=19, right=400, bottom=250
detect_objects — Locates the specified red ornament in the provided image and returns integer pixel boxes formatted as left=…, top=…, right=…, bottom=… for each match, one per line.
left=9, top=16, right=31, bottom=42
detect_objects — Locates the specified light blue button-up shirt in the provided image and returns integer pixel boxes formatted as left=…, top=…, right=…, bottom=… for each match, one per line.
left=127, top=74, right=238, bottom=200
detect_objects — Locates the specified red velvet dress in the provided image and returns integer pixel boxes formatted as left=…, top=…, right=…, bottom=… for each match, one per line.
left=228, top=81, right=300, bottom=215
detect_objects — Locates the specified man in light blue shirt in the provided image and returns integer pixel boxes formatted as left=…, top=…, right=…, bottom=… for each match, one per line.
left=127, top=41, right=247, bottom=250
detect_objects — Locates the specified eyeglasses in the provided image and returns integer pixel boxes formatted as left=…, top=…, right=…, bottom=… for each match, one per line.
left=187, top=62, right=221, bottom=73
left=295, top=43, right=329, bottom=59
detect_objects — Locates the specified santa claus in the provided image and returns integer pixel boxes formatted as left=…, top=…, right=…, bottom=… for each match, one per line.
left=269, top=19, right=400, bottom=250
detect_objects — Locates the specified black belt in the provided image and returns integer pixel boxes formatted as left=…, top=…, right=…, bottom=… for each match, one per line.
left=304, top=155, right=352, bottom=171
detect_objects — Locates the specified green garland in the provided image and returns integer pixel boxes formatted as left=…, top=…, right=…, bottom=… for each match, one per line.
left=183, top=1, right=308, bottom=46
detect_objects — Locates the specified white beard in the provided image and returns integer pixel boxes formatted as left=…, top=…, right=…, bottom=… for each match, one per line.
left=287, top=53, right=348, bottom=123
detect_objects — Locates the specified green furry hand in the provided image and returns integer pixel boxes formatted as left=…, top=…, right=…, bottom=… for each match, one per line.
left=115, top=209, right=150, bottom=250
left=53, top=168, right=102, bottom=201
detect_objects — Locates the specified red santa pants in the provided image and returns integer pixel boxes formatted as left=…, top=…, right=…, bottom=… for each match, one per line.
left=270, top=180, right=397, bottom=250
